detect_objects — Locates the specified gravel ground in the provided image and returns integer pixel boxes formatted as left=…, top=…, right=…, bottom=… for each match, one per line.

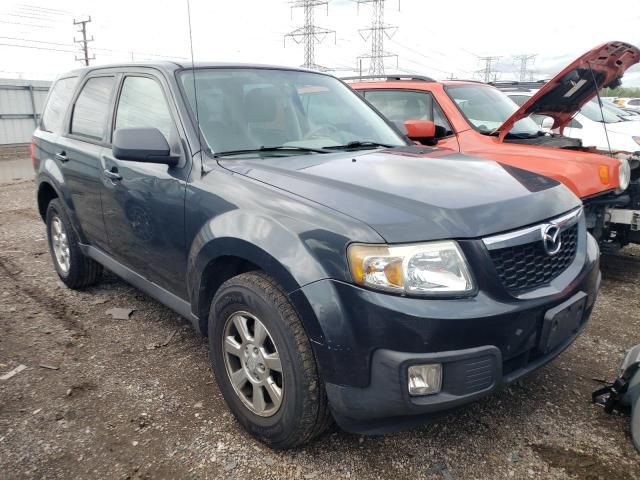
left=1, top=177, right=639, bottom=479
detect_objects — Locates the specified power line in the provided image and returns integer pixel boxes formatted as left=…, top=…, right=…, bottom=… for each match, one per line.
left=0, top=18, right=54, bottom=28
left=389, top=39, right=474, bottom=76
left=0, top=36, right=188, bottom=60
left=8, top=2, right=73, bottom=15
left=356, top=0, right=399, bottom=76
left=73, top=16, right=94, bottom=66
left=0, top=42, right=76, bottom=54
left=284, top=0, right=335, bottom=71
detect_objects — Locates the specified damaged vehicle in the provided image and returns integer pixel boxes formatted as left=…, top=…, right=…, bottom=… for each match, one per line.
left=33, top=62, right=599, bottom=448
left=348, top=41, right=640, bottom=253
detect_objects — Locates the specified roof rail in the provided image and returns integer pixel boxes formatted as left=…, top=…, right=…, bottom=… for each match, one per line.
left=488, top=79, right=548, bottom=87
left=442, top=78, right=485, bottom=84
left=341, top=75, right=437, bottom=83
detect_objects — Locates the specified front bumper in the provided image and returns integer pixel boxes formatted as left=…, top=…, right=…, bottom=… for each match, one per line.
left=607, top=208, right=640, bottom=231
left=289, top=233, right=601, bottom=434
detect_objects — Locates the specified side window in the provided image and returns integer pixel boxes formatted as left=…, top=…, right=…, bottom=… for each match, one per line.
left=508, top=95, right=530, bottom=107
left=432, top=102, right=454, bottom=137
left=568, top=118, right=582, bottom=129
left=41, top=77, right=78, bottom=133
left=364, top=90, right=453, bottom=138
left=71, top=76, right=116, bottom=140
left=115, top=76, right=174, bottom=140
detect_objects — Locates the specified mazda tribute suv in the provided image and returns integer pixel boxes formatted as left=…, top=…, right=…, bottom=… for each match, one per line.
left=32, top=62, right=600, bottom=448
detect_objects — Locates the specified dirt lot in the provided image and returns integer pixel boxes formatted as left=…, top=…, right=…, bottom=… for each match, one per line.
left=1, top=176, right=639, bottom=479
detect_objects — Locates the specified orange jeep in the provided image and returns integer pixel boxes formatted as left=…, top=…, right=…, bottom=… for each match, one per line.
left=348, top=41, right=640, bottom=252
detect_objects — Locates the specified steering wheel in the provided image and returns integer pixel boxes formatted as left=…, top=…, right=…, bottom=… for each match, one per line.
left=305, top=124, right=340, bottom=140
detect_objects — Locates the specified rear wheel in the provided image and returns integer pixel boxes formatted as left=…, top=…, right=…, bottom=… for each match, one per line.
left=46, top=199, right=102, bottom=289
left=209, top=271, right=331, bottom=449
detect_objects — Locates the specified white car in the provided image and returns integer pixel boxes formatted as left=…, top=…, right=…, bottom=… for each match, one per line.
left=504, top=89, right=640, bottom=158
left=614, top=97, right=640, bottom=111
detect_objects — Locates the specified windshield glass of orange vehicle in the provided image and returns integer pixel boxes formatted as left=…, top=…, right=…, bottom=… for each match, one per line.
left=446, top=85, right=542, bottom=137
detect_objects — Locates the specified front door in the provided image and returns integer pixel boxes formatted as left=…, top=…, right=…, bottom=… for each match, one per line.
left=100, top=73, right=190, bottom=297
left=362, top=89, right=460, bottom=151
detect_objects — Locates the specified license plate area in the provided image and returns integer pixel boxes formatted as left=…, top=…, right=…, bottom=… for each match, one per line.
left=540, top=292, right=588, bottom=354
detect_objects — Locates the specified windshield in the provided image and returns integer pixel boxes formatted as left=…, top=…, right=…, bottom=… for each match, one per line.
left=600, top=101, right=633, bottom=120
left=179, top=68, right=406, bottom=155
left=446, top=85, right=541, bottom=136
left=580, top=100, right=623, bottom=123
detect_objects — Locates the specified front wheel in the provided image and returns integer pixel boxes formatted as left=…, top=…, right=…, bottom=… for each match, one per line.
left=208, top=271, right=331, bottom=449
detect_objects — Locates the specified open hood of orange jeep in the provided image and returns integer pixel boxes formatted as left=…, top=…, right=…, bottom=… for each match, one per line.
left=497, top=41, right=640, bottom=141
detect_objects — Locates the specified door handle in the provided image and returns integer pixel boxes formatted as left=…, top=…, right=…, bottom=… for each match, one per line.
left=103, top=168, right=122, bottom=181
left=55, top=151, right=69, bottom=162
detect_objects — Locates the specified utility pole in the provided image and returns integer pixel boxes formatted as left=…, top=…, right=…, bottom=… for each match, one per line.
left=356, top=0, right=399, bottom=76
left=475, top=56, right=500, bottom=83
left=513, top=53, right=537, bottom=81
left=73, top=16, right=95, bottom=66
left=284, top=1, right=335, bottom=71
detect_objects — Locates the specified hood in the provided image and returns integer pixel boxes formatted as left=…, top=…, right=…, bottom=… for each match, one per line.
left=602, top=119, right=640, bottom=136
left=219, top=149, right=580, bottom=243
left=498, top=41, right=640, bottom=140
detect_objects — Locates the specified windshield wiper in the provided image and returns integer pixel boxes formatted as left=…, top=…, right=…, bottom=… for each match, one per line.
left=213, top=145, right=331, bottom=158
left=323, top=140, right=394, bottom=151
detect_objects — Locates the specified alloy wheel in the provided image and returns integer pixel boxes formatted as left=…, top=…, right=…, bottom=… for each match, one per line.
left=50, top=215, right=70, bottom=274
left=222, top=311, right=284, bottom=417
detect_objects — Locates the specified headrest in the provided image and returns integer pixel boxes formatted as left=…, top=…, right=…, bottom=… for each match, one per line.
left=245, top=87, right=278, bottom=123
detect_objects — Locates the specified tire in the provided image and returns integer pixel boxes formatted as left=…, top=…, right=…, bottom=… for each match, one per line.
left=45, top=199, right=102, bottom=289
left=209, top=271, right=331, bottom=449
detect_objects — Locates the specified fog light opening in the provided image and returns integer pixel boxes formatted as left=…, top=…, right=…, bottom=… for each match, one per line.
left=408, top=364, right=442, bottom=396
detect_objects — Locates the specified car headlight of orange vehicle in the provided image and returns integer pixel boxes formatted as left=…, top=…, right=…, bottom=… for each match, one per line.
left=618, top=157, right=631, bottom=192
left=347, top=241, right=474, bottom=295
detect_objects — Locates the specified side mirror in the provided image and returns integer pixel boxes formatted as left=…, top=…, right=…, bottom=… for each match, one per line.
left=112, top=128, right=179, bottom=166
left=540, top=116, right=555, bottom=130
left=404, top=119, right=436, bottom=144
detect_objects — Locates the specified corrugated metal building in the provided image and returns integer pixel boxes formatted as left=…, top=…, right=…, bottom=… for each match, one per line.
left=0, top=78, right=51, bottom=145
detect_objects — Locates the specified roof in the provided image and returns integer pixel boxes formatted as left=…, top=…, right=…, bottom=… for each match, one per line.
left=61, top=61, right=327, bottom=78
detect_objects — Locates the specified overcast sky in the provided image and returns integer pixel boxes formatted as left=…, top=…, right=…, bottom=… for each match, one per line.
left=1, top=0, right=639, bottom=86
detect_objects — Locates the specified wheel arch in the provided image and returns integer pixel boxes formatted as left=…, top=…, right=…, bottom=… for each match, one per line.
left=37, top=181, right=59, bottom=221
left=188, top=234, right=331, bottom=343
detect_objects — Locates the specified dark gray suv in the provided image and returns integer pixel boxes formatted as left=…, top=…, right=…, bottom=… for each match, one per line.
left=32, top=62, right=600, bottom=448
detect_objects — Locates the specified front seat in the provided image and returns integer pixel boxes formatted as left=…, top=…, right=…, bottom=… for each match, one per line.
left=244, top=87, right=290, bottom=147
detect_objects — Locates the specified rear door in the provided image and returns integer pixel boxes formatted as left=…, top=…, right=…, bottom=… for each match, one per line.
left=100, top=70, right=190, bottom=297
left=35, top=75, right=79, bottom=185
left=362, top=89, right=460, bottom=151
left=56, top=74, right=117, bottom=251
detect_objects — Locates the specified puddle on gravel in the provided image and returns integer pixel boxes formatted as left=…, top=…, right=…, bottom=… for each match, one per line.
left=0, top=158, right=33, bottom=183
left=531, top=444, right=634, bottom=479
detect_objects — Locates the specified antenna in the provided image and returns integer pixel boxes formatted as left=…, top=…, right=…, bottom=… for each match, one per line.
left=186, top=0, right=206, bottom=175
left=587, top=61, right=613, bottom=158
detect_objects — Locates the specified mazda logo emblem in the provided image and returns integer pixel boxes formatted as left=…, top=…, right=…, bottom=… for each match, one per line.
left=542, top=224, right=562, bottom=256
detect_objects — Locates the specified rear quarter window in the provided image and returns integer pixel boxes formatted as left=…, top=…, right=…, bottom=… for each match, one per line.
left=40, top=77, right=78, bottom=133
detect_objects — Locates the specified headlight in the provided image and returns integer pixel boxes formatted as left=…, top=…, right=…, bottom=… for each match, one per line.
left=347, top=241, right=474, bottom=296
left=618, top=158, right=631, bottom=191
left=633, top=136, right=640, bottom=146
